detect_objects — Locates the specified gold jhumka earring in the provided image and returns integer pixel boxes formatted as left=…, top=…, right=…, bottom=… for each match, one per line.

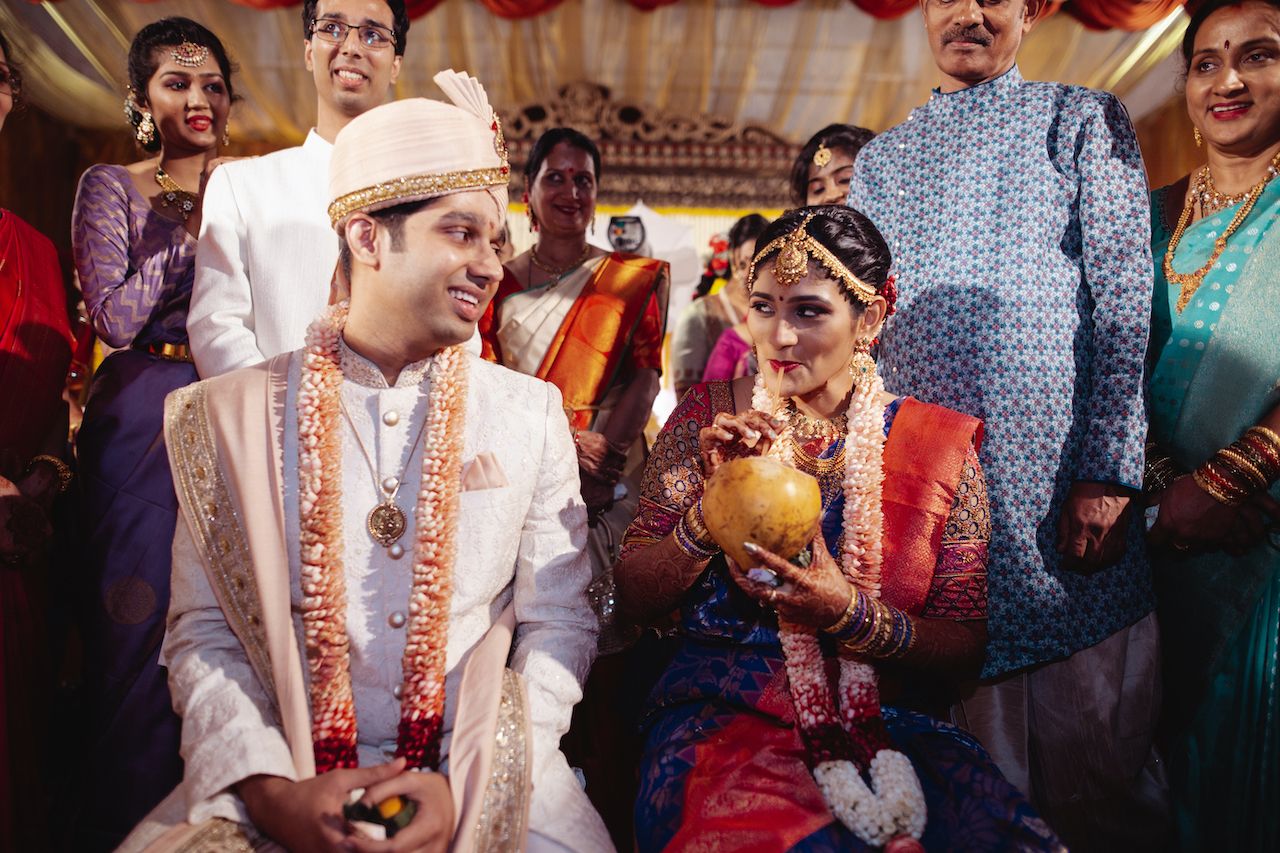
left=1194, top=127, right=1203, bottom=148
left=124, top=93, right=156, bottom=146
left=849, top=339, right=876, bottom=382
left=136, top=112, right=155, bottom=146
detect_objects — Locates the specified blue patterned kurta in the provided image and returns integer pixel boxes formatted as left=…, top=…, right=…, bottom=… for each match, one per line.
left=849, top=66, right=1153, bottom=676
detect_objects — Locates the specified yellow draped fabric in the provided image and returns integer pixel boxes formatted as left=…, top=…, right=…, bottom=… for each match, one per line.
left=4, top=0, right=1190, bottom=147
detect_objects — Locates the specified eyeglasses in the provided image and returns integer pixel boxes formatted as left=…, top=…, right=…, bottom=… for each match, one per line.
left=0, top=64, right=22, bottom=98
left=310, top=17, right=396, bottom=50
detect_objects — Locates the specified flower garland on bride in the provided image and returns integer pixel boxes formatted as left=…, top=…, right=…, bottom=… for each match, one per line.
left=296, top=300, right=468, bottom=772
left=750, top=339, right=926, bottom=847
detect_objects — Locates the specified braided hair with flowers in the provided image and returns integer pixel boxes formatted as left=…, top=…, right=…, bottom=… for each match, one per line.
left=747, top=207, right=925, bottom=848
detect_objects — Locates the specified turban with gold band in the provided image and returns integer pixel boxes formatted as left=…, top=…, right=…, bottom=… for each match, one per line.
left=327, top=69, right=510, bottom=231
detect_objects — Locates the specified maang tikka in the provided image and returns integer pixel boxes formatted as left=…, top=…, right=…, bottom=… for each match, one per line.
left=171, top=42, right=210, bottom=68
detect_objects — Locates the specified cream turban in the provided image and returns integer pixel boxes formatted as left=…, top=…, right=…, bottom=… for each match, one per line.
left=327, top=69, right=510, bottom=231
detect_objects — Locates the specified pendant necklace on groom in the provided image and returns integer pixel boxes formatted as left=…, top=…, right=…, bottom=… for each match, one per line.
left=339, top=394, right=432, bottom=559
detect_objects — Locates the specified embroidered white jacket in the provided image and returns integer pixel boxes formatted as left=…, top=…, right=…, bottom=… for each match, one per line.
left=132, top=349, right=610, bottom=852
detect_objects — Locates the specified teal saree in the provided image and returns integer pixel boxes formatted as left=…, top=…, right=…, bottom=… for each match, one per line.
left=1149, top=179, right=1280, bottom=853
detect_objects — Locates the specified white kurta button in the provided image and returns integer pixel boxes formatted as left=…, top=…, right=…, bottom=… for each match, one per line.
left=383, top=410, right=400, bottom=426
left=388, top=610, right=407, bottom=629
left=382, top=476, right=399, bottom=493
left=388, top=543, right=404, bottom=560
left=393, top=683, right=404, bottom=699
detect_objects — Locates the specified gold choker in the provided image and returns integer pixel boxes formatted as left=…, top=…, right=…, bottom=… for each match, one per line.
left=786, top=399, right=847, bottom=441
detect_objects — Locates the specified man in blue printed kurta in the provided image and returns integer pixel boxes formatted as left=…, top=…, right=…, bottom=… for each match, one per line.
left=848, top=0, right=1170, bottom=848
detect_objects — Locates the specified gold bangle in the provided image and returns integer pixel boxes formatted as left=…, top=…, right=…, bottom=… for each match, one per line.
left=1193, top=466, right=1244, bottom=506
left=685, top=500, right=714, bottom=544
left=839, top=598, right=884, bottom=656
left=25, top=454, right=72, bottom=493
left=824, top=588, right=860, bottom=634
left=1217, top=446, right=1268, bottom=488
left=1246, top=425, right=1280, bottom=451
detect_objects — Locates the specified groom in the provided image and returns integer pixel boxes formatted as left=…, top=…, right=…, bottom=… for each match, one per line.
left=121, top=71, right=612, bottom=853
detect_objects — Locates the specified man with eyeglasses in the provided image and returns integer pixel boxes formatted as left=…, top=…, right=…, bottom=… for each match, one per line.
left=188, top=0, right=408, bottom=378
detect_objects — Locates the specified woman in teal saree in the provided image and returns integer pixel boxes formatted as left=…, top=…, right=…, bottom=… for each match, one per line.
left=1146, top=2, right=1280, bottom=849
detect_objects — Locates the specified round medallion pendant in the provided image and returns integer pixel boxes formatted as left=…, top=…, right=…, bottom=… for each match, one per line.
left=367, top=502, right=407, bottom=547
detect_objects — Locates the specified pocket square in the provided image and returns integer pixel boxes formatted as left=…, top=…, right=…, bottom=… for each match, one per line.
left=461, top=452, right=509, bottom=491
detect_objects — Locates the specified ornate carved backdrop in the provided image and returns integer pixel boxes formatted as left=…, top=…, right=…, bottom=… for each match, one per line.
left=502, top=82, right=796, bottom=208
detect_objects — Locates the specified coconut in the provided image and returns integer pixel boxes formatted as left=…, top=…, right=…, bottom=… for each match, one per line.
left=702, top=456, right=822, bottom=568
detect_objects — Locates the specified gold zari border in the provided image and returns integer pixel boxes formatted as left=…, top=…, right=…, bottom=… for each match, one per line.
left=474, top=668, right=531, bottom=852
left=173, top=818, right=272, bottom=853
left=166, top=383, right=279, bottom=705
left=327, top=167, right=510, bottom=226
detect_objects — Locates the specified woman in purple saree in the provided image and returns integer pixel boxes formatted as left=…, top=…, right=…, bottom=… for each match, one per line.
left=71, top=18, right=234, bottom=849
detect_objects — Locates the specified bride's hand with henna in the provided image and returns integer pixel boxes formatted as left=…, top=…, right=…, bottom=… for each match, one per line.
left=727, top=536, right=852, bottom=629
left=697, top=410, right=783, bottom=478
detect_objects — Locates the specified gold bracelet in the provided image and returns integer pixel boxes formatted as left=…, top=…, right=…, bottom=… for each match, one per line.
left=25, top=454, right=72, bottom=493
left=824, top=588, right=860, bottom=634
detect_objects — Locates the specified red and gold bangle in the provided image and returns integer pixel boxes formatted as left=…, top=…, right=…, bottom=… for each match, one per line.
left=1193, top=461, right=1248, bottom=506
left=1242, top=433, right=1280, bottom=473
left=1196, top=426, right=1280, bottom=507
left=1218, top=447, right=1268, bottom=490
left=1242, top=426, right=1280, bottom=478
left=1232, top=438, right=1277, bottom=481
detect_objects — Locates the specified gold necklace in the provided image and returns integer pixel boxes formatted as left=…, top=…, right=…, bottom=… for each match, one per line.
left=154, top=166, right=199, bottom=221
left=530, top=243, right=591, bottom=277
left=785, top=399, right=848, bottom=442
left=792, top=439, right=847, bottom=476
left=338, top=394, right=432, bottom=558
left=1194, top=157, right=1279, bottom=216
left=1163, top=152, right=1280, bottom=313
left=792, top=438, right=846, bottom=521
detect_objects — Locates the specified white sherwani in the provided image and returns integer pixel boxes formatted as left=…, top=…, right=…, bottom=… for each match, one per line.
left=127, top=346, right=612, bottom=852
left=188, top=131, right=335, bottom=377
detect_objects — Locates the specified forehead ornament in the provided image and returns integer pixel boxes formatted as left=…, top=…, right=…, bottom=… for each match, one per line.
left=812, top=142, right=832, bottom=168
left=747, top=212, right=879, bottom=306
left=171, top=42, right=211, bottom=68
left=491, top=111, right=509, bottom=164
left=774, top=231, right=810, bottom=287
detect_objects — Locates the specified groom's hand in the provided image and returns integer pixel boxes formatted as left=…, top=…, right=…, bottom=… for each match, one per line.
left=237, top=760, right=405, bottom=853
left=348, top=767, right=453, bottom=853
